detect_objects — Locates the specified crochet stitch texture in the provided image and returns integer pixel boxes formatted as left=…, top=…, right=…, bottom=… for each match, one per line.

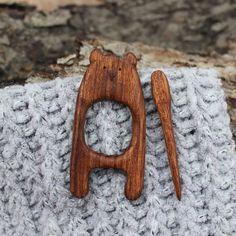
left=0, top=68, right=235, bottom=235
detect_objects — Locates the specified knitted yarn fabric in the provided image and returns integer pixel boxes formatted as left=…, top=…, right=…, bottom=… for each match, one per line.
left=0, top=68, right=235, bottom=236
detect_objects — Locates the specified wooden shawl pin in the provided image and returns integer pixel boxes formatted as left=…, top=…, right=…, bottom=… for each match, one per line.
left=70, top=49, right=181, bottom=200
left=70, top=49, right=146, bottom=200
left=151, top=70, right=182, bottom=200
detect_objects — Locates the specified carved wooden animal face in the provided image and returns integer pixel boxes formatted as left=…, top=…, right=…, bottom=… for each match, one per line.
left=88, top=49, right=137, bottom=82
left=79, top=48, right=141, bottom=103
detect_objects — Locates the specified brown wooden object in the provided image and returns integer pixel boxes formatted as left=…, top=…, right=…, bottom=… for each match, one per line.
left=151, top=70, right=182, bottom=200
left=70, top=49, right=146, bottom=200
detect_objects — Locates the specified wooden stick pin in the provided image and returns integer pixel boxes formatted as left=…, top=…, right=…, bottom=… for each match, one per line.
left=151, top=70, right=182, bottom=200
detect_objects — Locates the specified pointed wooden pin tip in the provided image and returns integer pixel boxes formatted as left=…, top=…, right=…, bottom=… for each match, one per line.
left=175, top=179, right=182, bottom=201
left=177, top=190, right=181, bottom=201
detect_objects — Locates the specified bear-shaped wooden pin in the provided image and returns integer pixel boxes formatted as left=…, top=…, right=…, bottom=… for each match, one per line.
left=70, top=49, right=146, bottom=200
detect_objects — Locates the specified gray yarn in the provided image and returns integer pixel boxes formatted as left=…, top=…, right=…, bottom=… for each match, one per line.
left=0, top=68, right=235, bottom=236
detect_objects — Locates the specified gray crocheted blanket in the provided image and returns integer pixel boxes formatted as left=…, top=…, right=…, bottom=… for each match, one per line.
left=0, top=68, right=235, bottom=236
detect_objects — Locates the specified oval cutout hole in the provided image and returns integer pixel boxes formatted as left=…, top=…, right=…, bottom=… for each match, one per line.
left=84, top=100, right=132, bottom=156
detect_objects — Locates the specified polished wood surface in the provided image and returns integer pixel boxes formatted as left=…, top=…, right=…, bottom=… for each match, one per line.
left=70, top=49, right=146, bottom=200
left=151, top=70, right=182, bottom=200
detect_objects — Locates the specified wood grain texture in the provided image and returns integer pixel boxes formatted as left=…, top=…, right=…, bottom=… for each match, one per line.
left=70, top=49, right=146, bottom=200
left=151, top=70, right=182, bottom=200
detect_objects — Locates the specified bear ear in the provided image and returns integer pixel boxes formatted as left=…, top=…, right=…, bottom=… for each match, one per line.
left=124, top=52, right=137, bottom=66
left=89, top=48, right=103, bottom=63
